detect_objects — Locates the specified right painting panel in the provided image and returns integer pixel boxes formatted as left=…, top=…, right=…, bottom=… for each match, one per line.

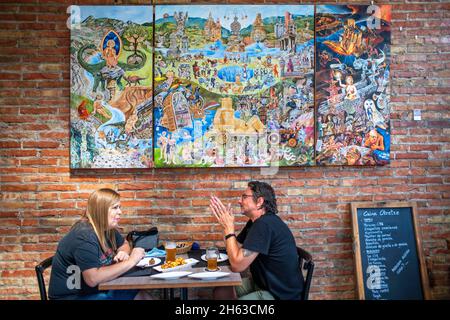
left=315, top=5, right=391, bottom=166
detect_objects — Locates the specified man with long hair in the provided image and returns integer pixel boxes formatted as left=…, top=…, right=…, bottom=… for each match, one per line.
left=210, top=181, right=304, bottom=300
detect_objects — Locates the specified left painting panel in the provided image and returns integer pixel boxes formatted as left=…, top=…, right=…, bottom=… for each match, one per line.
left=70, top=6, right=153, bottom=168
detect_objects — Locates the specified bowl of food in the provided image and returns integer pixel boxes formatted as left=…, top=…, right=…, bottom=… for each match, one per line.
left=175, top=241, right=193, bottom=254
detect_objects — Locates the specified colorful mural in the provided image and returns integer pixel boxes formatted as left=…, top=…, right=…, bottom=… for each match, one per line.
left=315, top=5, right=391, bottom=165
left=69, top=4, right=392, bottom=169
left=70, top=6, right=153, bottom=168
left=153, top=5, right=315, bottom=167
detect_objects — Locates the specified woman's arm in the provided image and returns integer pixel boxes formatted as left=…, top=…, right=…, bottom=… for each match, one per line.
left=118, top=241, right=131, bottom=254
left=82, top=247, right=144, bottom=287
left=114, top=241, right=131, bottom=262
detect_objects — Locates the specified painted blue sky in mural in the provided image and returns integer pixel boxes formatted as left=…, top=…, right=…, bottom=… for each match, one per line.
left=78, top=5, right=152, bottom=24
left=156, top=5, right=313, bottom=31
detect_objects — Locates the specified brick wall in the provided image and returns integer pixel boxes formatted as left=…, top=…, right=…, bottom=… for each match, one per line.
left=0, top=0, right=449, bottom=300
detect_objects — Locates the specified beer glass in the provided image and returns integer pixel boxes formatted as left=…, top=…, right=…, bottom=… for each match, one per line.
left=206, top=247, right=219, bottom=271
left=166, top=241, right=177, bottom=262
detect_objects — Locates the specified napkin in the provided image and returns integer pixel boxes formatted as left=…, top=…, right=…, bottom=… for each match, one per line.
left=145, top=247, right=166, bottom=258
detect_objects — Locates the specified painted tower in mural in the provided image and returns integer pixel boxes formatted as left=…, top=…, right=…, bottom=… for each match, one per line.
left=251, top=13, right=267, bottom=42
left=204, top=12, right=222, bottom=42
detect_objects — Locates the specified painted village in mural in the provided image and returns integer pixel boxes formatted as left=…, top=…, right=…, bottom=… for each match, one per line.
left=70, top=6, right=153, bottom=168
left=153, top=5, right=315, bottom=167
left=315, top=5, right=391, bottom=166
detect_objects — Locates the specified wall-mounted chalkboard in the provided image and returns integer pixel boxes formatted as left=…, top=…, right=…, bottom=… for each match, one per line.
left=351, top=202, right=430, bottom=300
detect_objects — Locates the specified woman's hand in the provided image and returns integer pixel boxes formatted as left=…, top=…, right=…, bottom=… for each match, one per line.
left=210, top=195, right=235, bottom=235
left=113, top=251, right=130, bottom=263
left=128, top=248, right=145, bottom=266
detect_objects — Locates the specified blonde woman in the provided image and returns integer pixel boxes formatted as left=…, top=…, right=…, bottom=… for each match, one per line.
left=49, top=188, right=145, bottom=300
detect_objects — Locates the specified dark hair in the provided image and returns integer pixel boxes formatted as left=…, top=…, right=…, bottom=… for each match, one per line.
left=248, top=181, right=278, bottom=215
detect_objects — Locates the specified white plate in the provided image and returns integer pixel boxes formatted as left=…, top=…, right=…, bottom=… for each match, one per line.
left=200, top=253, right=228, bottom=263
left=150, top=271, right=192, bottom=280
left=188, top=271, right=230, bottom=280
left=136, top=257, right=161, bottom=268
left=153, top=258, right=199, bottom=273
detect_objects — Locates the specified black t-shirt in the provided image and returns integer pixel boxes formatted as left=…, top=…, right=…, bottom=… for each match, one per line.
left=237, top=214, right=304, bottom=300
left=48, top=220, right=124, bottom=300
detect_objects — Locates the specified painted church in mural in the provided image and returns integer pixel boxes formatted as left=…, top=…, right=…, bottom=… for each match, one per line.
left=153, top=5, right=315, bottom=168
left=315, top=5, right=391, bottom=166
left=70, top=6, right=153, bottom=168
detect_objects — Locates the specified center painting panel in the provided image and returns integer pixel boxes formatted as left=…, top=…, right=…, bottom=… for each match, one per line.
left=154, top=5, right=315, bottom=167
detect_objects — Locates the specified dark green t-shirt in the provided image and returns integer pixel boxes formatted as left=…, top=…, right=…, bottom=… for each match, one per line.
left=237, top=214, right=304, bottom=300
left=48, top=221, right=124, bottom=299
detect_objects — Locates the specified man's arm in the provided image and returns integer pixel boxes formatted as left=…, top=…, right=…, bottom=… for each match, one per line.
left=225, top=236, right=258, bottom=273
left=210, top=195, right=258, bottom=272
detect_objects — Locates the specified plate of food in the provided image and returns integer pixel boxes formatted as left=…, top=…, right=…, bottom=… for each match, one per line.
left=200, top=253, right=228, bottom=263
left=153, top=257, right=199, bottom=273
left=136, top=257, right=161, bottom=268
left=188, top=271, right=230, bottom=280
left=150, top=271, right=192, bottom=280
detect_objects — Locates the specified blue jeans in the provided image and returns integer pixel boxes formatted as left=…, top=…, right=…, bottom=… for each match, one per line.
left=74, top=289, right=139, bottom=300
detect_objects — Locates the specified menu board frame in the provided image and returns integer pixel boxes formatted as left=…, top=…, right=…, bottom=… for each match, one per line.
left=351, top=201, right=431, bottom=300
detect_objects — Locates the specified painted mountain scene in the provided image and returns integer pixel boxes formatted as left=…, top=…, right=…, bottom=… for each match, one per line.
left=154, top=5, right=315, bottom=167
left=315, top=5, right=391, bottom=166
left=70, top=6, right=153, bottom=168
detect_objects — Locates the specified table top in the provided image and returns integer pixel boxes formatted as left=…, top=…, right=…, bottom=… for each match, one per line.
left=117, top=249, right=230, bottom=278
left=99, top=265, right=242, bottom=290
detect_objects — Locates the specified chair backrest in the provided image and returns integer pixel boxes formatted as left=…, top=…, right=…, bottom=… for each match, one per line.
left=297, top=247, right=314, bottom=300
left=35, top=256, right=53, bottom=300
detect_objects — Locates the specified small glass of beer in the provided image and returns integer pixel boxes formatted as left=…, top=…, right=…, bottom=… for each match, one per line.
left=165, top=241, right=177, bottom=262
left=206, top=247, right=220, bottom=271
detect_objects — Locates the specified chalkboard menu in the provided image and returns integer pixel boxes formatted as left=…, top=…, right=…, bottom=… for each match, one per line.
left=351, top=202, right=430, bottom=300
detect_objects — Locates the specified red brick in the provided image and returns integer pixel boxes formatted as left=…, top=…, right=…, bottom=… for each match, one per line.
left=39, top=150, right=69, bottom=157
left=119, top=183, right=156, bottom=191
left=20, top=158, right=58, bottom=166
left=38, top=202, right=74, bottom=209
left=0, top=141, right=20, bottom=148
left=412, top=177, right=443, bottom=184
left=0, top=13, right=36, bottom=21
left=1, top=184, right=37, bottom=192
left=121, top=200, right=153, bottom=208
left=22, top=141, right=60, bottom=148
left=38, top=185, right=77, bottom=192
left=1, top=270, right=36, bottom=278
left=0, top=150, right=37, bottom=157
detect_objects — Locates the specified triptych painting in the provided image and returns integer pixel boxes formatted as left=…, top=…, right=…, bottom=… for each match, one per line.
left=70, top=4, right=391, bottom=169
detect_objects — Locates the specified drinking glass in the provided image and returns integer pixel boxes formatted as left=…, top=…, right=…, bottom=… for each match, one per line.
left=206, top=247, right=219, bottom=271
left=166, top=241, right=177, bottom=262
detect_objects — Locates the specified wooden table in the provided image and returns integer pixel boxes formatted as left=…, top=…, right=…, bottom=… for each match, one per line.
left=99, top=265, right=242, bottom=300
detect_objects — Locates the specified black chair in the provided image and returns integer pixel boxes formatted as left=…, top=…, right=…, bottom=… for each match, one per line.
left=297, top=247, right=314, bottom=300
left=35, top=256, right=53, bottom=300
